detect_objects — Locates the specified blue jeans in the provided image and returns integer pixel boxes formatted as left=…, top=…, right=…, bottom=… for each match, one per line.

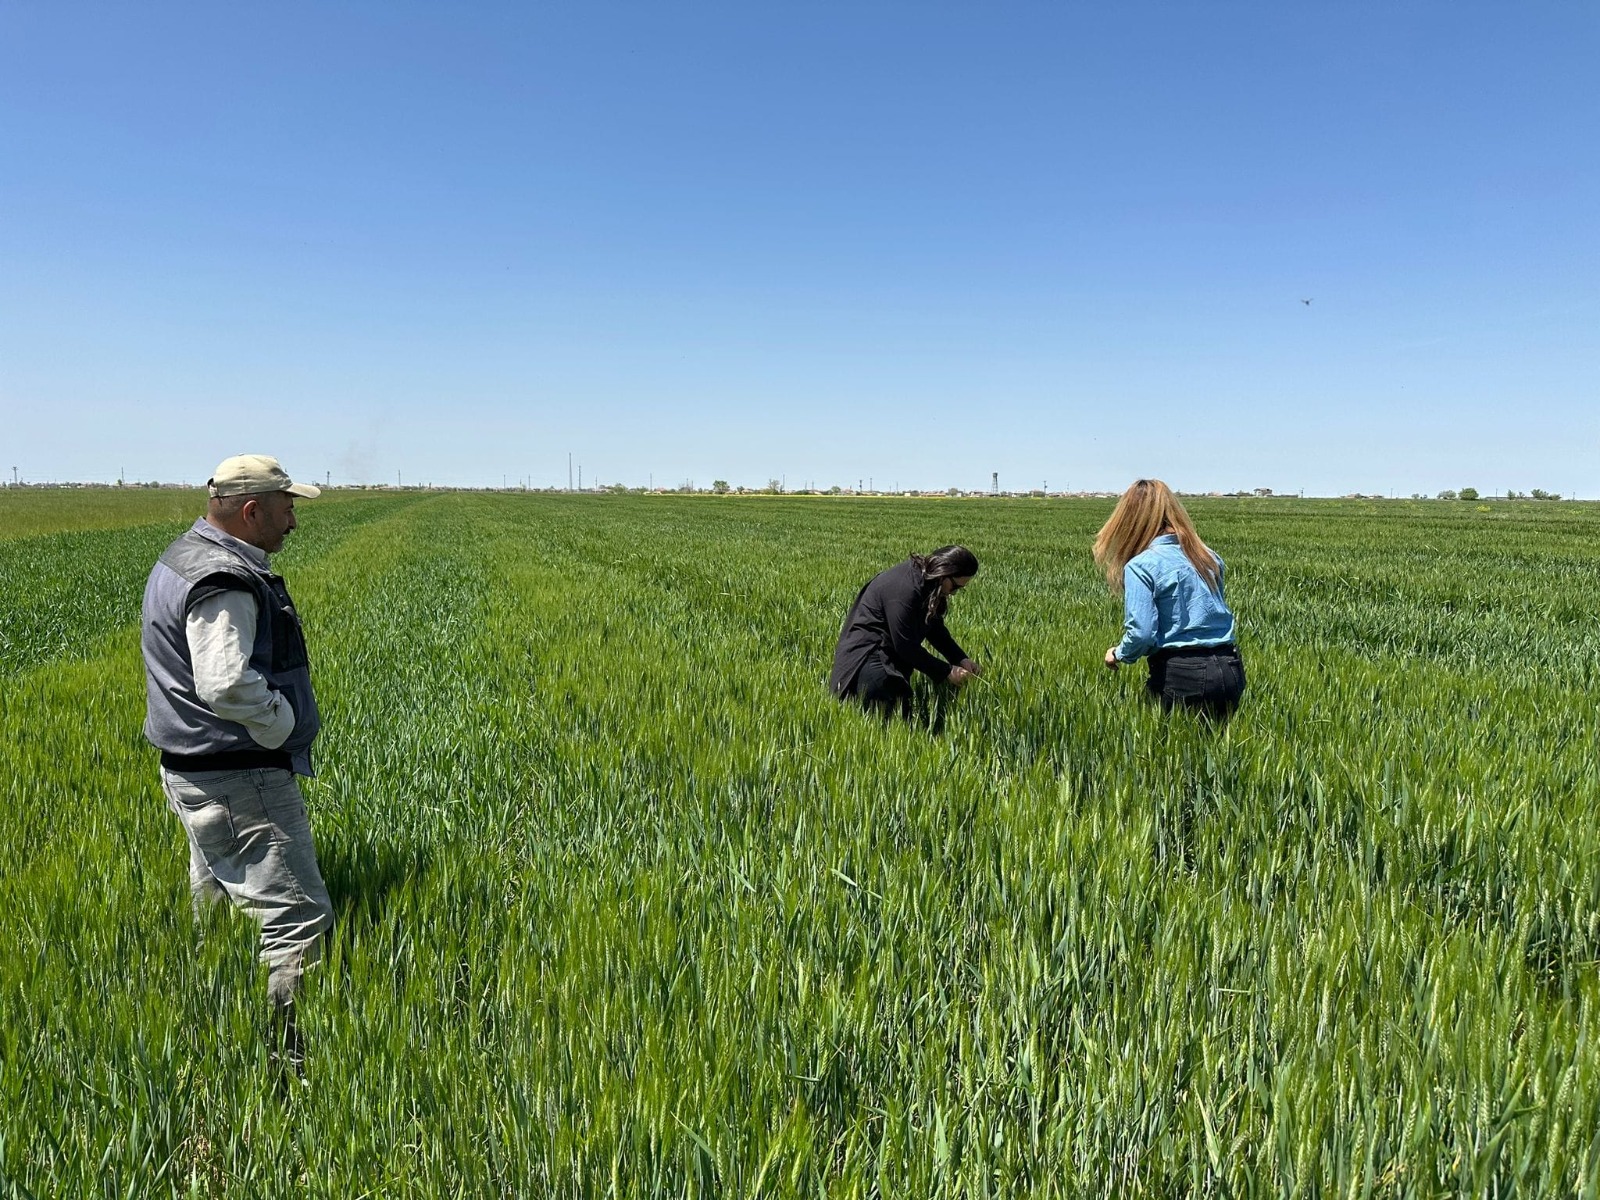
left=161, top=766, right=334, bottom=1009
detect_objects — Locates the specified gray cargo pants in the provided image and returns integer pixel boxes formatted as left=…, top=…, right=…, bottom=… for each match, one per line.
left=161, top=766, right=335, bottom=1009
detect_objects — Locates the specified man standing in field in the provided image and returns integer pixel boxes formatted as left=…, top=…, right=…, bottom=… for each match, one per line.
left=140, top=454, right=333, bottom=1076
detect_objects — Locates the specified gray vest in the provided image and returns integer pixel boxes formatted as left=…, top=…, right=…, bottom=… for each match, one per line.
left=142, top=519, right=321, bottom=775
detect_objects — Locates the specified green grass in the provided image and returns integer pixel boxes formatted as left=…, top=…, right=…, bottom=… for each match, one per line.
left=2, top=492, right=1598, bottom=1197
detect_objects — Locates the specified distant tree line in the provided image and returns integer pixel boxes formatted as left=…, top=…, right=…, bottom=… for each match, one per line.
left=1435, top=488, right=1563, bottom=501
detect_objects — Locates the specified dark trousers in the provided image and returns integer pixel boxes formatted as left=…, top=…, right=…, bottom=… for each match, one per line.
left=1146, top=645, right=1246, bottom=721
left=848, top=654, right=913, bottom=721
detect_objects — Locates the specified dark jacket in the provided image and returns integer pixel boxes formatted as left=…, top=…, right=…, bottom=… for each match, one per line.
left=829, top=559, right=970, bottom=695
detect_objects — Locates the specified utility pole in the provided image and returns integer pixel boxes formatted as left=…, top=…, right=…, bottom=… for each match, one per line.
left=397, top=470, right=402, bottom=488
left=992, top=471, right=999, bottom=496
left=326, top=470, right=331, bottom=488
left=578, top=464, right=583, bottom=490
left=10, top=466, right=16, bottom=487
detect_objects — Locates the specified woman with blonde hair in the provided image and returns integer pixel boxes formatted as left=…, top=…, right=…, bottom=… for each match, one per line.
left=1093, top=479, right=1244, bottom=719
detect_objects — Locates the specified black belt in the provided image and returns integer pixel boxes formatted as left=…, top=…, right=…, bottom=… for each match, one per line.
left=1150, top=643, right=1238, bottom=664
left=160, top=748, right=292, bottom=772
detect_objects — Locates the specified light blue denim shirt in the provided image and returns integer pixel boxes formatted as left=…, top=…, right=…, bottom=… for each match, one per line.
left=1113, top=534, right=1236, bottom=663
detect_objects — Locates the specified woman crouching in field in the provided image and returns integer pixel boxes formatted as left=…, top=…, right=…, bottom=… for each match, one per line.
left=1094, top=480, right=1244, bottom=720
left=829, top=546, right=982, bottom=721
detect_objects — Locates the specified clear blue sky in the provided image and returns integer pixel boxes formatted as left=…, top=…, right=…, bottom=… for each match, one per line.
left=3, top=2, right=1595, bottom=495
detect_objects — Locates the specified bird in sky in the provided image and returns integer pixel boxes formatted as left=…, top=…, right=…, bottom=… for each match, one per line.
left=1302, top=298, right=1312, bottom=305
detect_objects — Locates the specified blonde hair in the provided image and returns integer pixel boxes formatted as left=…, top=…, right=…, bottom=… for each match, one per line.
left=1092, top=479, right=1221, bottom=593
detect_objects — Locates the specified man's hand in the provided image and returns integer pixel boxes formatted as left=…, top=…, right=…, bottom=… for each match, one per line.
left=1104, top=647, right=1121, bottom=670
left=959, top=658, right=983, bottom=677
left=947, top=665, right=972, bottom=687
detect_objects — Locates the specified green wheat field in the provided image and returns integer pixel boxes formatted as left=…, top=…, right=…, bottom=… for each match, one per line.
left=3, top=489, right=1599, bottom=1198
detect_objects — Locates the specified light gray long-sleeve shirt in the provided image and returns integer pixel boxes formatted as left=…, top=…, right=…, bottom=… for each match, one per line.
left=185, top=563, right=296, bottom=751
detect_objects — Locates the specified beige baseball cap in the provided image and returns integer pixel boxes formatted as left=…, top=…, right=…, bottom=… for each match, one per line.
left=207, top=454, right=322, bottom=499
